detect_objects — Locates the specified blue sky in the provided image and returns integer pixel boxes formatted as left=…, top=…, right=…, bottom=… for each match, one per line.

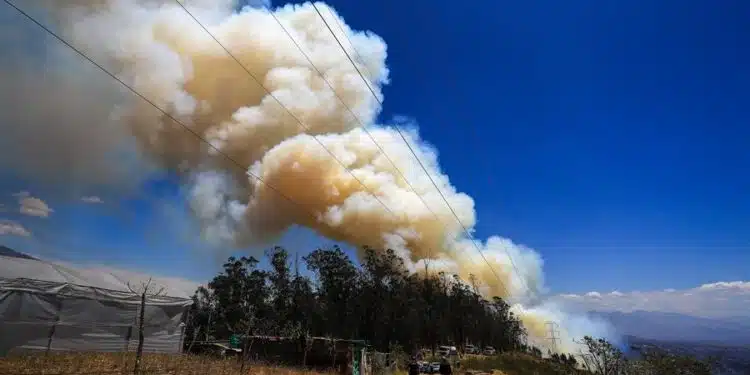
left=1, top=0, right=748, bottom=295
left=307, top=0, right=749, bottom=292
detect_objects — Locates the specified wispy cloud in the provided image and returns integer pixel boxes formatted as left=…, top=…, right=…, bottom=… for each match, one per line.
left=81, top=196, right=103, bottom=204
left=0, top=219, right=31, bottom=237
left=14, top=191, right=53, bottom=218
left=553, top=281, right=750, bottom=318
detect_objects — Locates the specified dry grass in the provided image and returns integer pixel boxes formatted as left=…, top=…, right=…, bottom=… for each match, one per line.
left=461, top=353, right=586, bottom=375
left=0, top=351, right=586, bottom=375
left=0, top=352, right=334, bottom=375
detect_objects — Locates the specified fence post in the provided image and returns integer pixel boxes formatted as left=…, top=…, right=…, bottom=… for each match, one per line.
left=46, top=299, right=62, bottom=356
left=178, top=322, right=187, bottom=353
left=124, top=325, right=133, bottom=352
left=45, top=319, right=57, bottom=355
left=122, top=325, right=133, bottom=373
left=133, top=289, right=146, bottom=375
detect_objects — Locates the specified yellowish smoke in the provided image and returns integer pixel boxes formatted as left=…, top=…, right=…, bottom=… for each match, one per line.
left=2, top=0, right=616, bottom=353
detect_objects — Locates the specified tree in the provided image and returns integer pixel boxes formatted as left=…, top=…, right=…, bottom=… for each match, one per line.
left=577, top=336, right=715, bottom=375
left=578, top=336, right=628, bottom=375
left=638, top=349, right=714, bottom=375
left=127, top=277, right=165, bottom=375
left=565, top=353, right=579, bottom=368
left=185, top=245, right=529, bottom=363
left=206, top=256, right=269, bottom=339
left=304, top=246, right=360, bottom=339
left=266, top=247, right=295, bottom=336
left=184, top=286, right=216, bottom=351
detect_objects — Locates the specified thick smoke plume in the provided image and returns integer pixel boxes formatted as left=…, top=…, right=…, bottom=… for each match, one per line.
left=2, top=0, right=614, bottom=352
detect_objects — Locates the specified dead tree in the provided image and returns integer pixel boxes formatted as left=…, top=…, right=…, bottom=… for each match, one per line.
left=127, top=277, right=166, bottom=375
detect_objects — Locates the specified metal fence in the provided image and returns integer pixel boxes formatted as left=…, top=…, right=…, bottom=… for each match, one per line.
left=1, top=323, right=395, bottom=375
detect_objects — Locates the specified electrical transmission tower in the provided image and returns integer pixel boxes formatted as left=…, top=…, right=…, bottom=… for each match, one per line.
left=545, top=321, right=561, bottom=353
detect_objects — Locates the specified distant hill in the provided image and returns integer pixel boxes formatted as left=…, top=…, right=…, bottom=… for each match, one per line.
left=0, top=245, right=37, bottom=260
left=625, top=335, right=750, bottom=375
left=594, top=310, right=750, bottom=374
left=590, top=310, right=750, bottom=346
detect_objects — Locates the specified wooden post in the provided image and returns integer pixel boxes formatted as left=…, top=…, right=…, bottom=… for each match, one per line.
left=127, top=277, right=165, bottom=375
left=133, top=289, right=146, bottom=375
left=45, top=320, right=57, bottom=355
left=124, top=325, right=133, bottom=351
left=46, top=299, right=62, bottom=355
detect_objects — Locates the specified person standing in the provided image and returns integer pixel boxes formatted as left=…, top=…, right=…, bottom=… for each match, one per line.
left=439, top=356, right=452, bottom=375
left=408, top=356, right=420, bottom=375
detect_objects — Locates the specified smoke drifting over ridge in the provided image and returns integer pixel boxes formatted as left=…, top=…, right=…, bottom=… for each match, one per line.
left=1, top=0, right=614, bottom=351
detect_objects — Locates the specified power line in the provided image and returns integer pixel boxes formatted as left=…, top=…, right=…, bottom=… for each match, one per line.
left=310, top=3, right=528, bottom=295
left=171, top=0, right=517, bottom=297
left=171, top=0, right=400, bottom=222
left=0, top=0, right=345, bottom=245
left=260, top=8, right=465, bottom=269
left=172, top=1, right=507, bottom=292
left=312, top=3, right=522, bottom=290
left=4, top=0, right=452, bottom=290
left=10, top=0, right=509, bottom=299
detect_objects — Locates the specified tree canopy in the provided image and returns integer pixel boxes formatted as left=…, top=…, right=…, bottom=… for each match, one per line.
left=185, top=246, right=527, bottom=353
left=184, top=245, right=721, bottom=375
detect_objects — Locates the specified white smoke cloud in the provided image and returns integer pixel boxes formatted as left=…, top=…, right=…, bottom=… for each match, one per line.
left=553, top=281, right=750, bottom=318
left=511, top=301, right=617, bottom=354
left=0, top=0, right=611, bottom=351
left=0, top=2, right=155, bottom=193
left=0, top=219, right=31, bottom=237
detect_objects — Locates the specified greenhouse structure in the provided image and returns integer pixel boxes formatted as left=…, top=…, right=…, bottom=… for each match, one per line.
left=0, top=248, right=198, bottom=356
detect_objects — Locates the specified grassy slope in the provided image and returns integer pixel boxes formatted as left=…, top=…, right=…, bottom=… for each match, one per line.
left=460, top=353, right=587, bottom=375
left=0, top=352, right=585, bottom=375
left=0, top=352, right=331, bottom=375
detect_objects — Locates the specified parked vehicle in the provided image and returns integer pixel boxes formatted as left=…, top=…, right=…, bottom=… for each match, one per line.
left=438, top=345, right=458, bottom=357
left=483, top=346, right=496, bottom=356
left=464, top=344, right=478, bottom=354
left=419, top=361, right=431, bottom=373
left=430, top=362, right=441, bottom=373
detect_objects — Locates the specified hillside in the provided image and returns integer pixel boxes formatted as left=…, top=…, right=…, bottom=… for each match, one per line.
left=625, top=336, right=750, bottom=375
left=0, top=245, right=36, bottom=260
left=590, top=310, right=750, bottom=346
left=586, top=310, right=750, bottom=374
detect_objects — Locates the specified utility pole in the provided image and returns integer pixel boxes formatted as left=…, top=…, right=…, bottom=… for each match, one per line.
left=545, top=321, right=560, bottom=353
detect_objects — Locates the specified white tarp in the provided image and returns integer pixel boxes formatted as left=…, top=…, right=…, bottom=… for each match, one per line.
left=0, top=254, right=198, bottom=355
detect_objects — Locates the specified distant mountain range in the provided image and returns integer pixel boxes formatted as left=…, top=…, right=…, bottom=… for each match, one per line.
left=590, top=310, right=750, bottom=347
